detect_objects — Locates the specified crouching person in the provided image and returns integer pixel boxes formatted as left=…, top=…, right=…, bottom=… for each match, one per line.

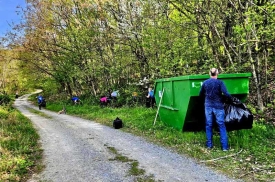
left=71, top=96, right=81, bottom=105
left=100, top=96, right=108, bottom=107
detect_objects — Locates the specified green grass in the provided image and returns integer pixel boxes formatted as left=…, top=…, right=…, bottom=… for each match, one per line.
left=106, top=145, right=155, bottom=181
left=27, top=108, right=52, bottom=119
left=129, top=161, right=146, bottom=176
left=46, top=101, right=275, bottom=182
left=107, top=146, right=133, bottom=163
left=0, top=106, right=42, bottom=181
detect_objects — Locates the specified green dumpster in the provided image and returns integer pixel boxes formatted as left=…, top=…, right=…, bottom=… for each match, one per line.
left=154, top=73, right=252, bottom=131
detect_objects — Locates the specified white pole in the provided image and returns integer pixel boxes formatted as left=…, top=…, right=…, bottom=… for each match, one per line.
left=153, top=88, right=165, bottom=126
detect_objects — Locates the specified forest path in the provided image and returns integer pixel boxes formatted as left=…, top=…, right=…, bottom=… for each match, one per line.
left=14, top=91, right=239, bottom=182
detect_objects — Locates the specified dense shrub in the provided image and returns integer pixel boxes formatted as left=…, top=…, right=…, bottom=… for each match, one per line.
left=0, top=94, right=11, bottom=105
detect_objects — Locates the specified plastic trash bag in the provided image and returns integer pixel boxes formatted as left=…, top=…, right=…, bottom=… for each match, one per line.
left=113, top=117, right=123, bottom=129
left=40, top=99, right=46, bottom=107
left=223, top=96, right=253, bottom=131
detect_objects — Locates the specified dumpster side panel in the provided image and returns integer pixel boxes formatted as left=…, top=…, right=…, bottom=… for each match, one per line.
left=222, top=77, right=250, bottom=101
left=154, top=80, right=189, bottom=130
left=189, top=79, right=204, bottom=96
left=187, top=76, right=250, bottom=100
left=172, top=80, right=190, bottom=130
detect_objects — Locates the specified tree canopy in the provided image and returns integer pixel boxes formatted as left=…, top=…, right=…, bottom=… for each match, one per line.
left=1, top=0, right=275, bottom=114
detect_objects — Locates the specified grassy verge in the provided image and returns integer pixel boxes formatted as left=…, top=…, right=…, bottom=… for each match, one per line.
left=46, top=102, right=275, bottom=182
left=0, top=105, right=42, bottom=181
left=27, top=108, right=52, bottom=119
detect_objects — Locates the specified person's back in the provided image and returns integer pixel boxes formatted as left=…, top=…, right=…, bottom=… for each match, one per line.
left=149, top=90, right=154, bottom=98
left=100, top=96, right=108, bottom=107
left=38, top=95, right=43, bottom=103
left=72, top=96, right=80, bottom=104
left=72, top=96, right=78, bottom=101
left=201, top=78, right=230, bottom=109
left=37, top=95, right=44, bottom=110
left=100, top=96, right=107, bottom=103
left=199, top=68, right=230, bottom=151
left=111, top=91, right=118, bottom=98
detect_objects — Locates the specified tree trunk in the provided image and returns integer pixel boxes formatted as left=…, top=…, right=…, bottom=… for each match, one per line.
left=247, top=42, right=264, bottom=111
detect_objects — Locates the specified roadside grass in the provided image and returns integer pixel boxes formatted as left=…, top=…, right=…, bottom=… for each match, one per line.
left=27, top=108, right=52, bottom=119
left=46, top=102, right=275, bottom=182
left=0, top=105, right=42, bottom=181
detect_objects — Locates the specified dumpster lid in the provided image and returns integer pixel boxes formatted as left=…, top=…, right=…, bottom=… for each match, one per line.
left=155, top=73, right=252, bottom=82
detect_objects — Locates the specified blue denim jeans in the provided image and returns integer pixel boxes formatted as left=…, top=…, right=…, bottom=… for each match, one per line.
left=205, top=107, right=228, bottom=150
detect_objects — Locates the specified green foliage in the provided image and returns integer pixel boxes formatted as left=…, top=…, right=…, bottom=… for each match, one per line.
left=0, top=106, right=42, bottom=181
left=3, top=0, right=275, bottom=115
left=0, top=94, right=11, bottom=105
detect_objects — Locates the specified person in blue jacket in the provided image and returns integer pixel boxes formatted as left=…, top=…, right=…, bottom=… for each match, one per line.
left=146, top=87, right=155, bottom=108
left=37, top=94, right=44, bottom=110
left=199, top=68, right=232, bottom=151
left=71, top=96, right=81, bottom=105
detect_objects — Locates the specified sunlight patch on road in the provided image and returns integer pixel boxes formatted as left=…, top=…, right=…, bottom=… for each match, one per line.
left=88, top=123, right=104, bottom=130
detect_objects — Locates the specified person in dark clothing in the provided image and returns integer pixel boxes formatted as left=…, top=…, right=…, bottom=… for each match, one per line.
left=199, top=68, right=231, bottom=151
left=37, top=94, right=44, bottom=110
left=15, top=91, right=19, bottom=99
left=146, top=87, right=155, bottom=108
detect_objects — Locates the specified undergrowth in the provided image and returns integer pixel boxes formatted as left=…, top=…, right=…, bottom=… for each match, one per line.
left=0, top=105, right=42, bottom=181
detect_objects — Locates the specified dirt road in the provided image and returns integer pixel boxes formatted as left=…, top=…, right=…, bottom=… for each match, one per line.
left=14, top=92, right=240, bottom=182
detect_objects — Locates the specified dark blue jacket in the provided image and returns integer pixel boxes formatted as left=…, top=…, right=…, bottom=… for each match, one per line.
left=37, top=96, right=43, bottom=104
left=199, top=78, right=231, bottom=109
left=72, top=96, right=80, bottom=102
left=149, top=90, right=154, bottom=98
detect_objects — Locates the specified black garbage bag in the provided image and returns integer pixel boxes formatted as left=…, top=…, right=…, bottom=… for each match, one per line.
left=41, top=99, right=46, bottom=107
left=113, top=117, right=123, bottom=129
left=223, top=96, right=253, bottom=131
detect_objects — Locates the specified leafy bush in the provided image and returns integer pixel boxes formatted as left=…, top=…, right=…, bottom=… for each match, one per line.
left=0, top=106, right=41, bottom=181
left=0, top=94, right=11, bottom=105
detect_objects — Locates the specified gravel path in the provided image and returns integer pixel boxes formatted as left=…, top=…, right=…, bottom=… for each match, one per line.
left=14, top=91, right=240, bottom=182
